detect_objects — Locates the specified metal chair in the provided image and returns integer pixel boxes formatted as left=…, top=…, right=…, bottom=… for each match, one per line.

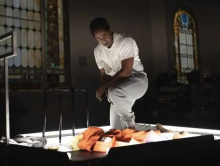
left=42, top=86, right=90, bottom=144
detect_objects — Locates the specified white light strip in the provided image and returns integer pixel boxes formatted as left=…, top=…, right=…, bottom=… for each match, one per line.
left=136, top=123, right=220, bottom=136
left=159, top=124, right=220, bottom=136
left=21, top=126, right=111, bottom=138
left=21, top=124, right=220, bottom=138
left=214, top=136, right=220, bottom=140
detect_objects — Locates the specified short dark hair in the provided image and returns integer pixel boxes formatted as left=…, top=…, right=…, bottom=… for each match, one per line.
left=89, top=17, right=110, bottom=36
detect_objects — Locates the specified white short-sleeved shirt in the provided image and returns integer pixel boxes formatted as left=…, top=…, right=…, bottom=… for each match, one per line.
left=94, top=32, right=146, bottom=76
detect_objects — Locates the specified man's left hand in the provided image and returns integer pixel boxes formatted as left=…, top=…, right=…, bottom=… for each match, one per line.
left=96, top=86, right=105, bottom=101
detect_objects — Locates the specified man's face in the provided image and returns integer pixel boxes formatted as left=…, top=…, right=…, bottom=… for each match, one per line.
left=93, top=29, right=113, bottom=48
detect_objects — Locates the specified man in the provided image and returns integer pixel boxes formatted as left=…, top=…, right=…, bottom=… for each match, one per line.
left=90, top=17, right=148, bottom=130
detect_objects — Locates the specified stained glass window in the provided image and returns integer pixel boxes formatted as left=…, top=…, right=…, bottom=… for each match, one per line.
left=0, top=0, right=68, bottom=91
left=173, top=9, right=198, bottom=84
left=45, top=0, right=65, bottom=87
left=0, top=0, right=42, bottom=91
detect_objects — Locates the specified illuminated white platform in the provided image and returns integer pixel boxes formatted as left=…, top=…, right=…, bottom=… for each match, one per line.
left=18, top=124, right=220, bottom=153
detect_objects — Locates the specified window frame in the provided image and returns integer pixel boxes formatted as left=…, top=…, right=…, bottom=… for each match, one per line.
left=173, top=9, right=199, bottom=83
left=0, top=0, right=69, bottom=92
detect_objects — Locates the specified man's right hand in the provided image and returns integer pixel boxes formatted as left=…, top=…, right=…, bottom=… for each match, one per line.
left=96, top=86, right=105, bottom=101
left=99, top=68, right=113, bottom=104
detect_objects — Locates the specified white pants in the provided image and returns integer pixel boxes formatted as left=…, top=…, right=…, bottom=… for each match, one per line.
left=108, top=73, right=148, bottom=130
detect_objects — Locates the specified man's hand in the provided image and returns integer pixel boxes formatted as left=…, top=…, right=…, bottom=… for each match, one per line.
left=96, top=86, right=105, bottom=101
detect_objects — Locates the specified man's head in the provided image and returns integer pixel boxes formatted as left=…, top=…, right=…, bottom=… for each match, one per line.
left=90, top=17, right=113, bottom=48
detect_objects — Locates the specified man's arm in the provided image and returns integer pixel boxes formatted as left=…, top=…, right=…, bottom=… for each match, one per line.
left=102, top=57, right=134, bottom=89
left=99, top=69, right=112, bottom=84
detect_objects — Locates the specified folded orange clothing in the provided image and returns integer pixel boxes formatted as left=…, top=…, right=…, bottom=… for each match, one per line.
left=78, top=126, right=161, bottom=152
left=78, top=127, right=105, bottom=152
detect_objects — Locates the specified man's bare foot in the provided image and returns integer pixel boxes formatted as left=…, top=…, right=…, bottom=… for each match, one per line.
left=179, top=131, right=189, bottom=136
left=156, top=123, right=170, bottom=133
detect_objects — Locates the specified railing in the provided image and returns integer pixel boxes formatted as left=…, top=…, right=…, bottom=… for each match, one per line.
left=0, top=31, right=17, bottom=145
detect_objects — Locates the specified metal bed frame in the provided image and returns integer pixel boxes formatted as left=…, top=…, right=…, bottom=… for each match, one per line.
left=42, top=86, right=90, bottom=144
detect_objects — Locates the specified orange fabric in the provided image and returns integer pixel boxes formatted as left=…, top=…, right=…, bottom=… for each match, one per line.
left=104, top=129, right=122, bottom=139
left=114, top=138, right=144, bottom=148
left=78, top=127, right=161, bottom=152
left=132, top=130, right=161, bottom=142
left=78, top=127, right=105, bottom=151
left=93, top=137, right=116, bottom=153
left=129, top=137, right=144, bottom=144
left=103, top=129, right=136, bottom=142
left=114, top=141, right=130, bottom=147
